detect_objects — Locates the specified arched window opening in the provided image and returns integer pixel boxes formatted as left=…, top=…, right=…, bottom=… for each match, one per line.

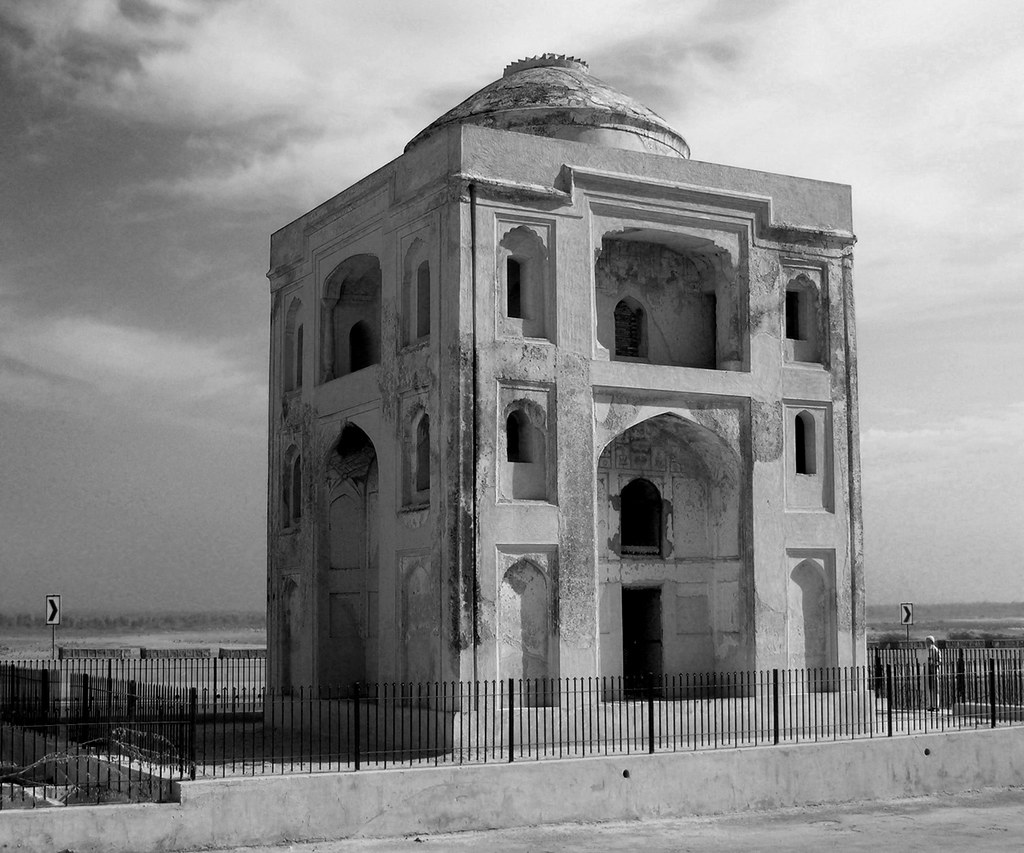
left=349, top=321, right=374, bottom=372
left=323, top=254, right=380, bottom=381
left=620, top=478, right=662, bottom=556
left=507, top=258, right=522, bottom=319
left=614, top=299, right=644, bottom=359
left=795, top=411, right=817, bottom=475
left=416, top=261, right=431, bottom=339
left=785, top=290, right=802, bottom=340
left=415, top=414, right=430, bottom=492
left=283, top=449, right=301, bottom=527
left=284, top=299, right=302, bottom=392
left=291, top=456, right=302, bottom=523
left=506, top=410, right=534, bottom=463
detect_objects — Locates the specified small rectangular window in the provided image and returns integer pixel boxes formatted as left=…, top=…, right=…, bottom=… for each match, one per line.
left=785, top=291, right=801, bottom=340
left=416, top=262, right=430, bottom=339
left=416, top=416, right=430, bottom=492
left=507, top=258, right=522, bottom=318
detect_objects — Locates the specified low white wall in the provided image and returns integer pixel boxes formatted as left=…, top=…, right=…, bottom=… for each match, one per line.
left=3, top=727, right=1024, bottom=853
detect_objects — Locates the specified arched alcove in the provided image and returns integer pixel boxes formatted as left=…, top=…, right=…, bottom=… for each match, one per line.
left=322, top=254, right=381, bottom=381
left=284, top=298, right=303, bottom=392
left=498, top=559, right=553, bottom=694
left=784, top=273, right=822, bottom=363
left=402, top=239, right=431, bottom=345
left=596, top=234, right=738, bottom=369
left=501, top=402, right=547, bottom=501
left=789, top=558, right=834, bottom=676
left=324, top=423, right=379, bottom=689
left=499, top=226, right=549, bottom=339
left=598, top=411, right=744, bottom=676
left=403, top=559, right=437, bottom=684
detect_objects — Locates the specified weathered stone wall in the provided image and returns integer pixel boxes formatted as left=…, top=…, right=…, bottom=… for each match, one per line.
left=265, top=119, right=861, bottom=691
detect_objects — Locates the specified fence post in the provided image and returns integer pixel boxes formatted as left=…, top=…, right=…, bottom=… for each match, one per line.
left=508, top=678, right=515, bottom=763
left=352, top=682, right=361, bottom=771
left=106, top=658, right=113, bottom=722
left=647, top=672, right=655, bottom=754
left=40, top=669, right=50, bottom=722
left=989, top=657, right=997, bottom=729
left=886, top=664, right=893, bottom=737
left=188, top=687, right=198, bottom=781
left=772, top=669, right=780, bottom=745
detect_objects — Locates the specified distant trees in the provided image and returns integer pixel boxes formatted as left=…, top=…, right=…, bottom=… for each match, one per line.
left=0, top=611, right=265, bottom=631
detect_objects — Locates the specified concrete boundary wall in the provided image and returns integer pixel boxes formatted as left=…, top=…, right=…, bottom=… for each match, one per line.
left=3, top=727, right=1024, bottom=853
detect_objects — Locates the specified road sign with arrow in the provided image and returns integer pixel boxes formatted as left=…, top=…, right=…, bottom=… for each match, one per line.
left=899, top=601, right=914, bottom=643
left=45, top=594, right=61, bottom=626
left=900, top=602, right=914, bottom=626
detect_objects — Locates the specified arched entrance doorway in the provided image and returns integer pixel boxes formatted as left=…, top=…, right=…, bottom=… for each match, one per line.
left=598, top=412, right=743, bottom=678
left=324, top=423, right=379, bottom=689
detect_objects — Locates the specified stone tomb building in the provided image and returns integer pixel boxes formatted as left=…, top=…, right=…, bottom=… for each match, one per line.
left=266, top=56, right=863, bottom=694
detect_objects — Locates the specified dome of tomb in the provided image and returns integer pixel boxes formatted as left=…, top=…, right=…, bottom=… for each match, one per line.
left=405, top=54, right=689, bottom=158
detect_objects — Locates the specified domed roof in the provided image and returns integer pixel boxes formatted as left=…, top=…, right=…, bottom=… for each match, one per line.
left=405, top=54, right=689, bottom=158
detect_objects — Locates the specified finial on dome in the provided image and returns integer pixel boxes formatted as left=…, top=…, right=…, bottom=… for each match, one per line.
left=503, top=54, right=589, bottom=78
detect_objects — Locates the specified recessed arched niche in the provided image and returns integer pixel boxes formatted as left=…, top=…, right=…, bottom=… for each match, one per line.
left=499, top=394, right=550, bottom=502
left=283, top=298, right=304, bottom=392
left=402, top=238, right=431, bottom=346
left=595, top=232, right=742, bottom=370
left=321, top=254, right=381, bottom=381
left=324, top=423, right=379, bottom=690
left=597, top=411, right=743, bottom=676
left=497, top=224, right=551, bottom=341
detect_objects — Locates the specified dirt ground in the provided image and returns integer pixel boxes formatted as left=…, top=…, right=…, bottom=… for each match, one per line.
left=207, top=788, right=1024, bottom=852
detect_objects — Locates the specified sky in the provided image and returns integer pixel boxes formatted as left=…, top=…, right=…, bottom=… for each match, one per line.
left=0, top=0, right=1022, bottom=616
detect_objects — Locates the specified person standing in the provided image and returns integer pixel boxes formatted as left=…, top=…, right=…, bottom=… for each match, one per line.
left=926, top=635, right=942, bottom=711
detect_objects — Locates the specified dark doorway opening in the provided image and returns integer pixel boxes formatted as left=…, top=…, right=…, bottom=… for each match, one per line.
left=622, top=587, right=663, bottom=693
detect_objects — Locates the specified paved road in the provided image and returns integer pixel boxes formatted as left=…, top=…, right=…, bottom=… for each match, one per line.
left=210, top=787, right=1024, bottom=852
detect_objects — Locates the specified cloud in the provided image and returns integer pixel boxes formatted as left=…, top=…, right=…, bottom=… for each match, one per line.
left=2, top=0, right=792, bottom=210
left=861, top=403, right=1024, bottom=483
left=0, top=308, right=265, bottom=436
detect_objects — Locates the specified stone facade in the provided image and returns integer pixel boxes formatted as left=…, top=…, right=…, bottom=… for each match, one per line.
left=265, top=56, right=863, bottom=693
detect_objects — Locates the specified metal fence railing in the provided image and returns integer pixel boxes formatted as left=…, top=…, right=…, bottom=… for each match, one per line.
left=4, top=655, right=1024, bottom=808
left=1, top=653, right=263, bottom=717
left=1, top=688, right=194, bottom=808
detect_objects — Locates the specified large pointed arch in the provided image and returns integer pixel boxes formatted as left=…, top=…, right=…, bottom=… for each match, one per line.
left=323, top=422, right=380, bottom=691
left=597, top=410, right=745, bottom=678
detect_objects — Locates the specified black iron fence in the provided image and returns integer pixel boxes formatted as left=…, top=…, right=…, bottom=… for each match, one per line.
left=1, top=681, right=194, bottom=808
left=4, top=655, right=1024, bottom=808
left=1, top=653, right=263, bottom=717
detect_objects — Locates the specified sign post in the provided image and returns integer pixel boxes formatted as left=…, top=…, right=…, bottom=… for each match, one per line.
left=45, top=594, right=61, bottom=658
left=900, top=601, right=914, bottom=644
